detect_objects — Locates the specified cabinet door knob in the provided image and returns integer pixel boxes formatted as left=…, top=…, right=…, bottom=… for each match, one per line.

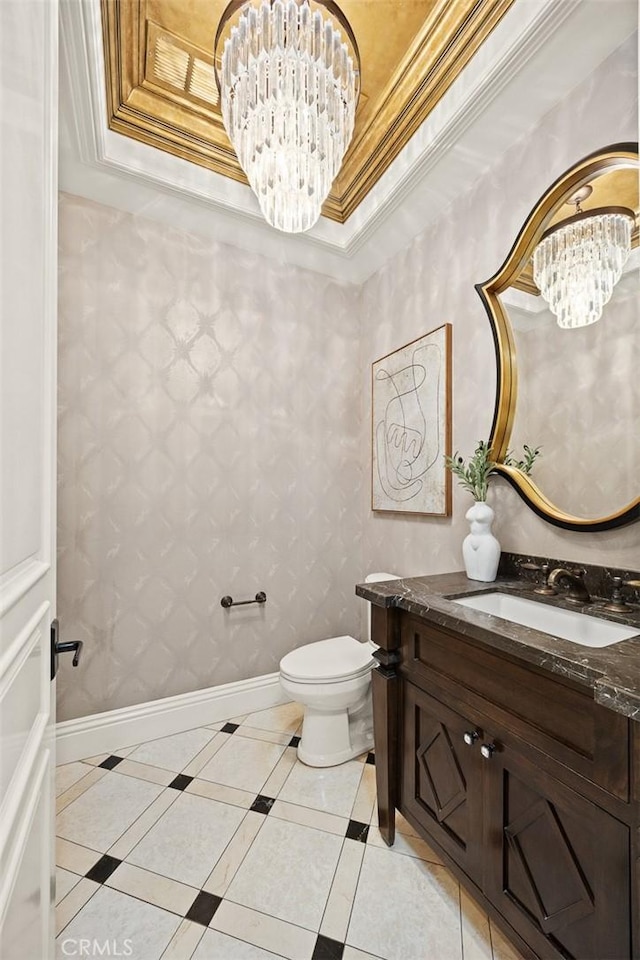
left=463, top=730, right=479, bottom=746
left=480, top=742, right=495, bottom=760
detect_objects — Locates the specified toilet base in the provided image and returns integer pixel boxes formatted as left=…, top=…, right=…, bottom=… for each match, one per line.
left=296, top=690, right=374, bottom=767
left=297, top=734, right=373, bottom=767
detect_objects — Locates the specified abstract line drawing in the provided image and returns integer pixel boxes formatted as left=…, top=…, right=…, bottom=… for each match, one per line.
left=372, top=325, right=452, bottom=515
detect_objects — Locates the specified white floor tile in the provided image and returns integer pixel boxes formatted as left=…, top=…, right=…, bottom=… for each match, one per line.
left=320, top=838, right=365, bottom=942
left=127, top=791, right=246, bottom=889
left=270, top=799, right=347, bottom=836
left=81, top=754, right=111, bottom=767
left=55, top=762, right=93, bottom=797
left=128, top=728, right=217, bottom=773
left=56, top=837, right=102, bottom=875
left=235, top=725, right=292, bottom=746
left=161, top=919, right=206, bottom=960
left=56, top=886, right=180, bottom=960
left=182, top=732, right=229, bottom=778
left=56, top=772, right=163, bottom=852
left=241, top=702, right=303, bottom=733
left=55, top=868, right=81, bottom=905
left=226, top=816, right=343, bottom=931
left=82, top=744, right=139, bottom=765
left=108, top=790, right=179, bottom=861
left=53, top=719, right=505, bottom=960
left=367, top=825, right=442, bottom=863
left=106, top=861, right=198, bottom=916
left=343, top=948, right=384, bottom=960
left=347, top=845, right=462, bottom=960
left=198, top=736, right=286, bottom=794
left=193, top=928, right=283, bottom=960
left=211, top=901, right=316, bottom=960
left=278, top=758, right=364, bottom=818
left=115, top=758, right=175, bottom=786
left=350, top=765, right=377, bottom=825
left=203, top=811, right=264, bottom=897
left=460, top=887, right=492, bottom=960
left=56, top=878, right=101, bottom=937
left=186, top=777, right=256, bottom=809
left=261, top=746, right=297, bottom=798
left=56, top=766, right=108, bottom=813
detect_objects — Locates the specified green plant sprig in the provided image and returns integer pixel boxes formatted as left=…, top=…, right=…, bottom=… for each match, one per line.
left=445, top=441, right=541, bottom=502
left=503, top=444, right=541, bottom=477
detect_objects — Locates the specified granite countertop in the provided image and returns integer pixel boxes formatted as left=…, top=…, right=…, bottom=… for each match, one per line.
left=355, top=571, right=640, bottom=722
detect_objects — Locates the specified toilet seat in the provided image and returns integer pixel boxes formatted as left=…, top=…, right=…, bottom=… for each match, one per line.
left=280, top=635, right=376, bottom=684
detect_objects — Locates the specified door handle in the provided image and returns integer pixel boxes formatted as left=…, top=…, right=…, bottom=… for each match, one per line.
left=50, top=619, right=83, bottom=680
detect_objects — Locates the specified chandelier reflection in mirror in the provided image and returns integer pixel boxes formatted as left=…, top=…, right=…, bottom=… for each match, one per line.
left=533, top=185, right=634, bottom=329
left=214, top=0, right=361, bottom=234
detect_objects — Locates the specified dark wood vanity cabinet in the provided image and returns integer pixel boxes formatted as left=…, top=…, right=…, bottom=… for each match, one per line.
left=371, top=606, right=637, bottom=960
left=402, top=681, right=485, bottom=881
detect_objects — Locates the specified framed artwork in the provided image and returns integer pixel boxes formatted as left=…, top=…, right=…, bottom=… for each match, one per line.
left=372, top=323, right=452, bottom=515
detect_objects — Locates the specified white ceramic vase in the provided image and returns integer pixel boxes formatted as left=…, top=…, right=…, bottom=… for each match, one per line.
left=463, top=501, right=501, bottom=582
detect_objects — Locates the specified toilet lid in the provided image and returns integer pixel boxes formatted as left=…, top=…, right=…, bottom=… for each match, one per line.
left=280, top=636, right=376, bottom=683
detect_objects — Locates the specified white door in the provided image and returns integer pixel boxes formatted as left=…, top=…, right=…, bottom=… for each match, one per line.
left=0, top=1, right=58, bottom=958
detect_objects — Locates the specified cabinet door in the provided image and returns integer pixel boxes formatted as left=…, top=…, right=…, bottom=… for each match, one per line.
left=485, top=744, right=630, bottom=960
left=401, top=682, right=484, bottom=883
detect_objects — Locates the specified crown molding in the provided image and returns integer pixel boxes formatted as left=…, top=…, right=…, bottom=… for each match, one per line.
left=59, top=0, right=638, bottom=284
left=100, top=0, right=516, bottom=224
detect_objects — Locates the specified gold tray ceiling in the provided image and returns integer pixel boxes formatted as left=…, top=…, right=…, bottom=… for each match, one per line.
left=102, top=0, right=515, bottom=224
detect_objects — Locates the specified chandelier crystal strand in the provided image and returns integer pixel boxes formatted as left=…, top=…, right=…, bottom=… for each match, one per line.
left=533, top=211, right=633, bottom=329
left=219, top=0, right=358, bottom=233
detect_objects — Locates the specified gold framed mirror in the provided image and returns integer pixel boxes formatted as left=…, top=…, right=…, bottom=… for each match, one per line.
left=476, top=143, right=639, bottom=531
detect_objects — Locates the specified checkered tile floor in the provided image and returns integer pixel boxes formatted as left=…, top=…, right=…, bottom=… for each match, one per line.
left=55, top=702, right=525, bottom=960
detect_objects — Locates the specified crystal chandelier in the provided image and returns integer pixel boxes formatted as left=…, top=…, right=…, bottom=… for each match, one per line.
left=533, top=185, right=634, bottom=329
left=214, top=0, right=360, bottom=234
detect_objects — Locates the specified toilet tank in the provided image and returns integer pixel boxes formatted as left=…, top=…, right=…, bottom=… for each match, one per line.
left=364, top=572, right=401, bottom=641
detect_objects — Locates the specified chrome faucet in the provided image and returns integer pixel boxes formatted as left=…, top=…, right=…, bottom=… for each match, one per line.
left=547, top=567, right=591, bottom=604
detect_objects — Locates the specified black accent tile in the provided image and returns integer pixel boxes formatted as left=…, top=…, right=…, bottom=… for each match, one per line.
left=168, top=774, right=194, bottom=791
left=366, top=752, right=375, bottom=765
left=250, top=794, right=276, bottom=815
left=346, top=819, right=369, bottom=843
left=85, top=854, right=122, bottom=884
left=312, top=934, right=345, bottom=960
left=289, top=735, right=301, bottom=748
left=186, top=891, right=222, bottom=927
left=99, top=755, right=124, bottom=770
left=221, top=722, right=239, bottom=734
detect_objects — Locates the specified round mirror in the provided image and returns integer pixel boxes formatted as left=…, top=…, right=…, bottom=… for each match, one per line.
left=476, top=143, right=639, bottom=531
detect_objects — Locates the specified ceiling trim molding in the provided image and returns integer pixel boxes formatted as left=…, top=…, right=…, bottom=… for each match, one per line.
left=60, top=0, right=638, bottom=283
left=100, top=0, right=517, bottom=224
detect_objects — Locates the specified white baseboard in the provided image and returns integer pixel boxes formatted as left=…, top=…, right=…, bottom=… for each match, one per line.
left=56, top=673, right=288, bottom=765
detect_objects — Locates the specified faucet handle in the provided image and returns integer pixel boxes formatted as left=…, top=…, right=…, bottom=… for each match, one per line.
left=531, top=563, right=556, bottom=596
left=519, top=561, right=551, bottom=580
left=518, top=560, right=558, bottom=597
left=602, top=576, right=638, bottom=613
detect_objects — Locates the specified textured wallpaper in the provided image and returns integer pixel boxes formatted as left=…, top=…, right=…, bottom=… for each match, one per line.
left=58, top=38, right=638, bottom=722
left=358, top=36, right=639, bottom=621
left=57, top=197, right=363, bottom=721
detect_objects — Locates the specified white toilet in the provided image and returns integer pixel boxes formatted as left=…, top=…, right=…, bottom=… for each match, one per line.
left=279, top=573, right=400, bottom=767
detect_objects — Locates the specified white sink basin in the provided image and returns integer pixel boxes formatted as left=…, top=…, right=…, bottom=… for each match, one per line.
left=452, top=592, right=639, bottom=648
